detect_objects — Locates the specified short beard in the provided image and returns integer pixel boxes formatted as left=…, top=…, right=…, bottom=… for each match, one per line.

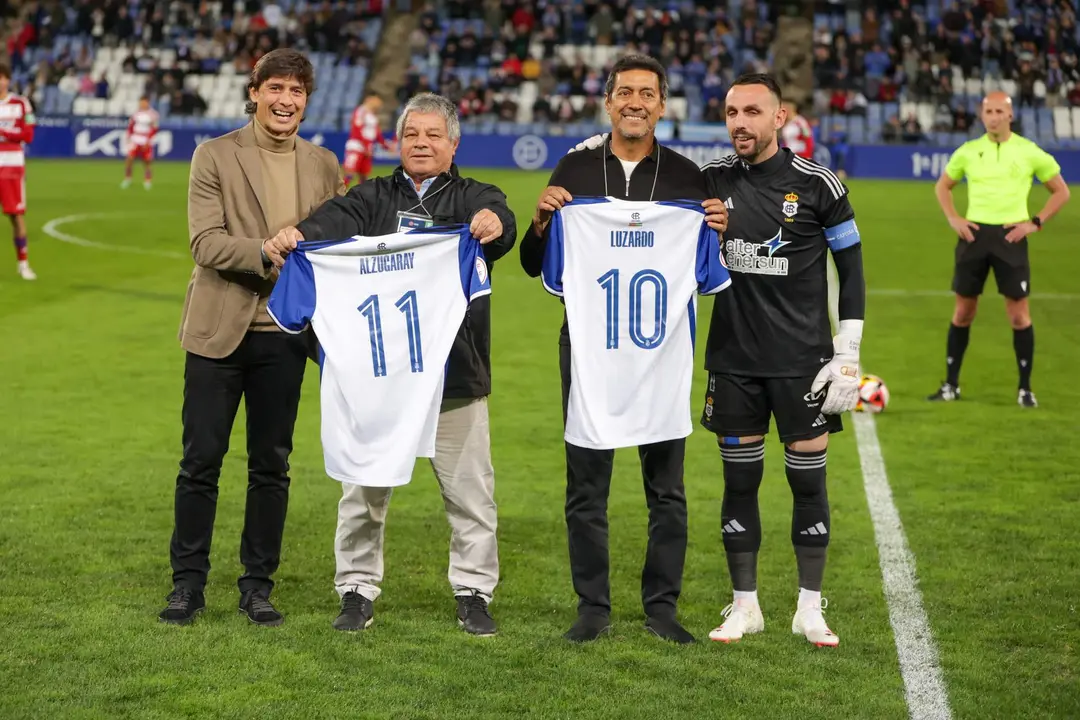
left=734, top=136, right=768, bottom=162
left=617, top=118, right=651, bottom=140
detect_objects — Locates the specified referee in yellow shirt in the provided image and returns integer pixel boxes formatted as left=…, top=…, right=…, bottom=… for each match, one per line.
left=928, top=91, right=1071, bottom=407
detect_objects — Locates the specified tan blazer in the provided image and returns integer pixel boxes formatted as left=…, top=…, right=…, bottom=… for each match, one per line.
left=179, top=123, right=344, bottom=359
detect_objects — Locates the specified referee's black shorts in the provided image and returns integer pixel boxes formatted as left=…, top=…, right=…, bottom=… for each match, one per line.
left=952, top=224, right=1030, bottom=299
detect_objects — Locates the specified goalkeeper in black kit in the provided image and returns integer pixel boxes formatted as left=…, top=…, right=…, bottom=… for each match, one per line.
left=700, top=74, right=865, bottom=647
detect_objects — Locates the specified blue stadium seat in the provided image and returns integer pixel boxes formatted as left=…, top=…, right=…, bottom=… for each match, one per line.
left=868, top=103, right=882, bottom=124
left=1021, top=108, right=1037, bottom=134
left=848, top=116, right=866, bottom=144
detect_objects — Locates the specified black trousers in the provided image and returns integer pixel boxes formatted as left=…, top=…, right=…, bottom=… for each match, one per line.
left=170, top=331, right=308, bottom=595
left=559, top=331, right=688, bottom=620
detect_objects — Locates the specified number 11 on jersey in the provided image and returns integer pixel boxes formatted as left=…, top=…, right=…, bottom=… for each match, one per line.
left=358, top=289, right=424, bottom=377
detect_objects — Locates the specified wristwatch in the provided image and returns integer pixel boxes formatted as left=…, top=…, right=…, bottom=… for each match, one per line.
left=1031, top=215, right=1043, bottom=230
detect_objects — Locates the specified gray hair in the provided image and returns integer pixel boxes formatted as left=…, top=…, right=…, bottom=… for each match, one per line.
left=395, top=92, right=461, bottom=143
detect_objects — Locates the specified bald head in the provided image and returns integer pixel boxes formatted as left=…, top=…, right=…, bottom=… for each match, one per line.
left=980, top=91, right=1013, bottom=139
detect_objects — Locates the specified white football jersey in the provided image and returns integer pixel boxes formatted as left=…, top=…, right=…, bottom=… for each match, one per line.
left=268, top=225, right=491, bottom=487
left=542, top=197, right=731, bottom=449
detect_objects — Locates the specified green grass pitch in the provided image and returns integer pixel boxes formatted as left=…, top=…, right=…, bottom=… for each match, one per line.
left=0, top=159, right=1077, bottom=719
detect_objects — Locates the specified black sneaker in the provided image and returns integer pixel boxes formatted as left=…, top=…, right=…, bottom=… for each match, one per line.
left=332, top=591, right=374, bottom=632
left=158, top=587, right=205, bottom=626
left=563, top=613, right=612, bottom=643
left=645, top=615, right=696, bottom=644
left=927, top=381, right=961, bottom=402
left=239, top=590, right=283, bottom=627
left=1018, top=389, right=1038, bottom=408
left=456, top=591, right=497, bottom=637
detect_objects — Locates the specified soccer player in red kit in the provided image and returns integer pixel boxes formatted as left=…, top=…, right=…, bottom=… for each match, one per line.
left=122, top=96, right=159, bottom=190
left=343, top=93, right=394, bottom=187
left=0, top=63, right=36, bottom=280
left=781, top=100, right=814, bottom=161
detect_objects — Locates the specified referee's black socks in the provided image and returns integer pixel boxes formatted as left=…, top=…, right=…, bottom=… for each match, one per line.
left=946, top=322, right=971, bottom=387
left=785, top=447, right=830, bottom=593
left=719, top=439, right=765, bottom=592
left=1014, top=324, right=1035, bottom=391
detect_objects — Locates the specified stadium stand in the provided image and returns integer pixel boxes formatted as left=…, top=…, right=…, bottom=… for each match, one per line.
left=813, top=0, right=1080, bottom=148
left=1, top=0, right=1078, bottom=147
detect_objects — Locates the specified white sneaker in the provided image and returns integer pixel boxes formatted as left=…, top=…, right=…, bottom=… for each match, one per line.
left=17, top=261, right=36, bottom=280
left=709, top=601, right=764, bottom=643
left=792, top=597, right=839, bottom=647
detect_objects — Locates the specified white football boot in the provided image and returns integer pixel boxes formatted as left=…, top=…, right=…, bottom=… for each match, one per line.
left=709, top=601, right=764, bottom=643
left=17, top=260, right=36, bottom=280
left=792, top=597, right=839, bottom=647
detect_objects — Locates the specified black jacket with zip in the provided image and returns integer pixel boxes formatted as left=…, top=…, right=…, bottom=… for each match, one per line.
left=295, top=163, right=517, bottom=399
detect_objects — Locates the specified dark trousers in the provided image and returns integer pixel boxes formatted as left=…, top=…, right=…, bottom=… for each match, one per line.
left=170, top=332, right=308, bottom=595
left=559, top=332, right=688, bottom=620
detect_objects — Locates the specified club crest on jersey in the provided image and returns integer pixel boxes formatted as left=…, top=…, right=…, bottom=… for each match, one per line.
left=475, top=256, right=488, bottom=284
left=629, top=211, right=643, bottom=227
left=782, top=192, right=799, bottom=220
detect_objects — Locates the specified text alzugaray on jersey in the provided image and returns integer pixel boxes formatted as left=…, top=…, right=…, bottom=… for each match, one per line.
left=358, top=251, right=416, bottom=274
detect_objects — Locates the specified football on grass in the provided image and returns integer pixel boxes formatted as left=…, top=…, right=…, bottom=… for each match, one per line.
left=855, top=374, right=890, bottom=413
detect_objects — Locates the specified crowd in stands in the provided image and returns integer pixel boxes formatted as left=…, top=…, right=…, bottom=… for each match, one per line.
left=3, top=0, right=384, bottom=117
left=813, top=0, right=1080, bottom=145
left=0, top=0, right=1077, bottom=145
left=398, top=0, right=779, bottom=129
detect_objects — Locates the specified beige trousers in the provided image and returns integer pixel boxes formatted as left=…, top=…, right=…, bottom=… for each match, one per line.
left=334, top=397, right=498, bottom=602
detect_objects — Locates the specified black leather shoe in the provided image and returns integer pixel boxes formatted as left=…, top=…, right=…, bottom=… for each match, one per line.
left=645, top=615, right=696, bottom=644
left=239, top=590, right=283, bottom=626
left=563, top=613, right=612, bottom=643
left=158, top=587, right=205, bottom=626
left=456, top=591, right=497, bottom=637
left=333, top=591, right=374, bottom=631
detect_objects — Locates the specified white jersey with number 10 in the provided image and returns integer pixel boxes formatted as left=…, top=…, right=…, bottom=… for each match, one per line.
left=268, top=225, right=490, bottom=487
left=542, top=197, right=731, bottom=450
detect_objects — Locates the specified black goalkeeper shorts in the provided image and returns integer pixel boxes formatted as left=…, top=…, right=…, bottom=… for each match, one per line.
left=701, top=372, right=843, bottom=444
left=952, top=224, right=1031, bottom=299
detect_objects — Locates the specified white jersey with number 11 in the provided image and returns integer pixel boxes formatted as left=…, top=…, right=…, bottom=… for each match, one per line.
left=268, top=225, right=490, bottom=487
left=542, top=197, right=731, bottom=450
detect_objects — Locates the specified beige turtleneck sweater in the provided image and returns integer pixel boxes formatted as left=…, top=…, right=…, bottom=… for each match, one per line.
left=250, top=118, right=302, bottom=331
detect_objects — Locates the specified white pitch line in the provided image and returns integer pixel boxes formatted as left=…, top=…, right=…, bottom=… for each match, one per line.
left=853, top=412, right=953, bottom=720
left=42, top=212, right=187, bottom=260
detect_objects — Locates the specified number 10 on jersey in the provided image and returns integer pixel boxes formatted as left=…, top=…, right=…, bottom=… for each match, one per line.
left=596, top=268, right=668, bottom=350
left=358, top=290, right=424, bottom=377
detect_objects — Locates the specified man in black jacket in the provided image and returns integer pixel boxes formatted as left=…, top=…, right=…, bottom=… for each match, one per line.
left=267, top=93, right=515, bottom=637
left=519, top=55, right=728, bottom=644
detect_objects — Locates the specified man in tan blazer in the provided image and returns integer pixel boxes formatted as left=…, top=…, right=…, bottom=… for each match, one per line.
left=159, top=48, right=344, bottom=627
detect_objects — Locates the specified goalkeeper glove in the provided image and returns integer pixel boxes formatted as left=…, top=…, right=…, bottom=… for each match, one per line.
left=811, top=319, right=863, bottom=414
left=568, top=133, right=608, bottom=154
